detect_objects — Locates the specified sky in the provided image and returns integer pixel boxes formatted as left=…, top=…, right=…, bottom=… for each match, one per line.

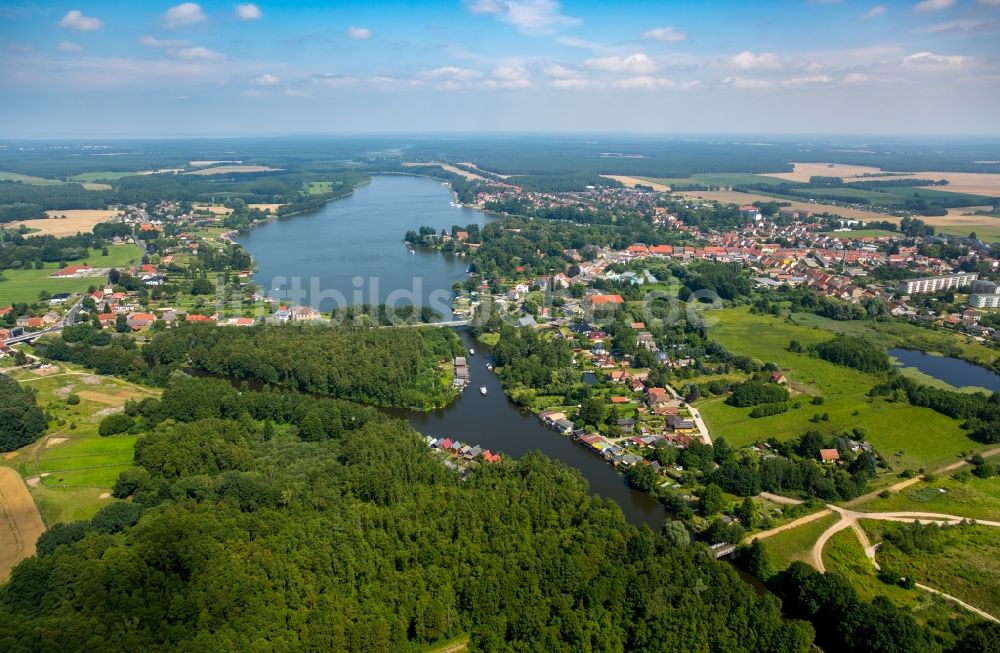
left=1, top=0, right=999, bottom=137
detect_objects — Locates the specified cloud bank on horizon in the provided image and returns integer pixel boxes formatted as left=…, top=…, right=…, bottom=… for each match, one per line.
left=1, top=0, right=999, bottom=136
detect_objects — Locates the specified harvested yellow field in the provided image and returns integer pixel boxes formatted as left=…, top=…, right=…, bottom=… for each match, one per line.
left=775, top=162, right=1000, bottom=197
left=5, top=209, right=121, bottom=236
left=0, top=467, right=46, bottom=582
left=81, top=182, right=112, bottom=191
left=186, top=165, right=279, bottom=176
left=249, top=203, right=283, bottom=212
left=195, top=204, right=233, bottom=215
left=402, top=161, right=490, bottom=181
left=75, top=389, right=139, bottom=405
left=676, top=189, right=896, bottom=221
left=602, top=175, right=671, bottom=192
left=190, top=160, right=240, bottom=166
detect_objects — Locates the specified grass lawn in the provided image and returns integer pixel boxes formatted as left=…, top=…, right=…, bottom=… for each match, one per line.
left=697, top=308, right=979, bottom=471
left=307, top=181, right=333, bottom=194
left=760, top=512, right=838, bottom=569
left=853, top=470, right=1000, bottom=521
left=68, top=171, right=139, bottom=182
left=0, top=171, right=62, bottom=185
left=0, top=244, right=142, bottom=305
left=863, top=519, right=1000, bottom=617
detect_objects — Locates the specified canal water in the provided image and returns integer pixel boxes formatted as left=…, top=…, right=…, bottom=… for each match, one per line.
left=235, top=174, right=667, bottom=528
left=236, top=175, right=490, bottom=318
left=890, top=348, right=1000, bottom=392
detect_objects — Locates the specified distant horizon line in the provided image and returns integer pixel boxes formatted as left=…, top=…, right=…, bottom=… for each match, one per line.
left=2, top=131, right=1000, bottom=142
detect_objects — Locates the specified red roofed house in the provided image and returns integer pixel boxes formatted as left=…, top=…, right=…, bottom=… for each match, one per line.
left=186, top=314, right=216, bottom=324
left=649, top=244, right=673, bottom=256
left=611, top=396, right=630, bottom=404
left=590, top=294, right=624, bottom=306
left=820, top=448, right=840, bottom=463
left=0, top=307, right=11, bottom=317
left=97, top=313, right=116, bottom=328
left=49, top=265, right=92, bottom=278
left=127, top=312, right=156, bottom=329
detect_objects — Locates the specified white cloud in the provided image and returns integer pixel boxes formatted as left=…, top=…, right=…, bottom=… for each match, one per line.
left=722, top=76, right=772, bottom=89
left=58, top=10, right=103, bottom=31
left=137, top=35, right=190, bottom=48
left=549, top=78, right=598, bottom=90
left=642, top=26, right=687, bottom=43
left=865, top=4, right=887, bottom=18
left=483, top=78, right=531, bottom=89
left=918, top=18, right=1000, bottom=34
left=57, top=41, right=84, bottom=53
left=253, top=73, right=279, bottom=86
left=173, top=46, right=225, bottom=61
left=164, top=3, right=207, bottom=28
left=902, top=51, right=968, bottom=66
left=584, top=53, right=657, bottom=74
left=729, top=50, right=783, bottom=70
left=235, top=4, right=262, bottom=20
left=419, top=66, right=483, bottom=80
left=347, top=26, right=372, bottom=39
left=543, top=63, right=583, bottom=78
left=313, top=74, right=361, bottom=88
left=914, top=0, right=955, bottom=11
left=842, top=72, right=870, bottom=83
left=465, top=0, right=580, bottom=35
left=782, top=74, right=832, bottom=86
left=492, top=65, right=528, bottom=80
left=612, top=76, right=675, bottom=89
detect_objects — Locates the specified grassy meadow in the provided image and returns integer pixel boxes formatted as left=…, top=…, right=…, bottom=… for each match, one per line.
left=853, top=468, right=1000, bottom=521
left=697, top=307, right=982, bottom=472
left=1, top=363, right=158, bottom=525
left=759, top=512, right=838, bottom=569
left=0, top=243, right=142, bottom=305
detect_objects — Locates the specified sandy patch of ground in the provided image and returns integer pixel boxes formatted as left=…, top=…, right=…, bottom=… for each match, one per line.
left=3, top=453, right=17, bottom=460
left=94, top=406, right=124, bottom=417
left=0, top=467, right=46, bottom=582
left=249, top=203, right=284, bottom=212
left=54, top=385, right=74, bottom=399
left=31, top=364, right=60, bottom=376
left=601, top=175, right=671, bottom=192
left=76, top=389, right=136, bottom=405
left=186, top=165, right=279, bottom=176
left=402, top=161, right=489, bottom=181
left=25, top=476, right=40, bottom=487
left=99, top=492, right=111, bottom=499
left=5, top=209, right=121, bottom=236
left=80, top=375, right=101, bottom=385
left=771, top=162, right=896, bottom=183
left=459, top=162, right=508, bottom=178
left=676, top=189, right=895, bottom=221
left=81, top=182, right=112, bottom=191
left=190, top=160, right=241, bottom=167
left=45, top=437, right=69, bottom=448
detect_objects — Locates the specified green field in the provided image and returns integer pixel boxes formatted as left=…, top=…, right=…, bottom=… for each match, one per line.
left=307, top=181, right=333, bottom=194
left=0, top=171, right=62, bottom=185
left=698, top=308, right=981, bottom=471
left=68, top=171, right=139, bottom=182
left=759, top=512, right=838, bottom=569
left=863, top=520, right=1000, bottom=617
left=2, top=364, right=157, bottom=524
left=854, top=469, right=1000, bottom=521
left=820, top=229, right=900, bottom=239
left=0, top=243, right=142, bottom=305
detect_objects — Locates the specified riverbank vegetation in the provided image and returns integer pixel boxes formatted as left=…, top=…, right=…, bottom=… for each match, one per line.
left=0, top=374, right=819, bottom=653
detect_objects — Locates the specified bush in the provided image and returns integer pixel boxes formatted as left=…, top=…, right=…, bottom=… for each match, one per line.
left=812, top=335, right=890, bottom=373
left=98, top=413, right=133, bottom=437
left=727, top=380, right=789, bottom=407
left=750, top=402, right=789, bottom=418
left=66, top=394, right=80, bottom=405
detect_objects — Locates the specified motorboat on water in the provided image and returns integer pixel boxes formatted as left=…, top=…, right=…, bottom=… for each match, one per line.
left=469, top=348, right=475, bottom=356
left=480, top=386, right=488, bottom=396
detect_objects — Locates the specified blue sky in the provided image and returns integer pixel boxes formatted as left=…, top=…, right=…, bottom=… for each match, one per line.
left=1, top=0, right=999, bottom=136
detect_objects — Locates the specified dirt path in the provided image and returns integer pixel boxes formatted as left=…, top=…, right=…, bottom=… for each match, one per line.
left=746, top=508, right=833, bottom=543
left=759, top=492, right=804, bottom=506
left=0, top=467, right=46, bottom=582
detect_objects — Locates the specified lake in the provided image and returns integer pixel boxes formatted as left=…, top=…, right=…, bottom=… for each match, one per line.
left=890, top=348, right=1000, bottom=392
left=235, top=174, right=667, bottom=528
left=236, top=175, right=488, bottom=318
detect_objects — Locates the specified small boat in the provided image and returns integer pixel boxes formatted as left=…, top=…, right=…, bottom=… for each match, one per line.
left=486, top=363, right=493, bottom=371
left=480, top=386, right=488, bottom=396
left=468, top=348, right=475, bottom=356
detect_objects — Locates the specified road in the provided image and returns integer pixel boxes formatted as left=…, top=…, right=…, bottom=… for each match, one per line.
left=663, top=382, right=713, bottom=445
left=3, top=295, right=87, bottom=347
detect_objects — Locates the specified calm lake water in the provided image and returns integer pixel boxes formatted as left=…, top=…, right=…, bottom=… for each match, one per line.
left=236, top=175, right=488, bottom=318
left=890, top=348, right=1000, bottom=392
left=235, top=174, right=667, bottom=528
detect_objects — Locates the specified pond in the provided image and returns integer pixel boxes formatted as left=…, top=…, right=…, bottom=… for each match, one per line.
left=889, top=348, right=1000, bottom=392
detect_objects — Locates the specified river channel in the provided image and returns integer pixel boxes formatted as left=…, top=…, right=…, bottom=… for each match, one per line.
left=236, top=175, right=667, bottom=528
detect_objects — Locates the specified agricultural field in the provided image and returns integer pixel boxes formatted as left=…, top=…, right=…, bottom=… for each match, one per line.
left=0, top=243, right=142, bottom=305
left=697, top=307, right=982, bottom=472
left=4, top=208, right=122, bottom=236
left=862, top=519, right=1000, bottom=618
left=821, top=229, right=900, bottom=239
left=0, top=171, right=62, bottom=185
left=675, top=189, right=897, bottom=221
left=1, top=362, right=158, bottom=525
left=637, top=172, right=789, bottom=188
left=68, top=171, right=139, bottom=182
left=185, top=165, right=280, bottom=175
left=772, top=163, right=1000, bottom=198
